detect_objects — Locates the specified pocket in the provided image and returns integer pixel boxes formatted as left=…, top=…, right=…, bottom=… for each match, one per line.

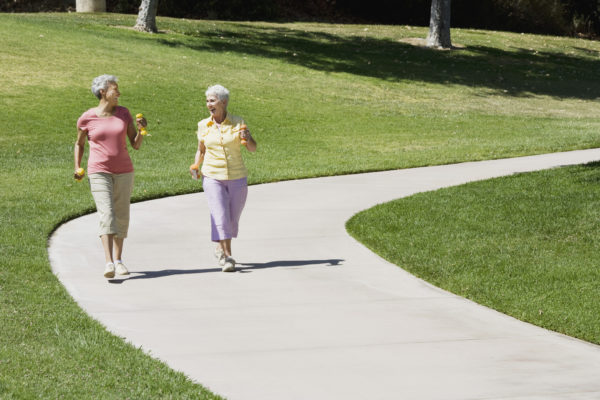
left=89, top=173, right=112, bottom=193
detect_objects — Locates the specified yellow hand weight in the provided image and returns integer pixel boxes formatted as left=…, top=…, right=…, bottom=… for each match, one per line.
left=190, top=163, right=199, bottom=180
left=239, top=124, right=248, bottom=145
left=75, top=167, right=85, bottom=181
left=136, top=113, right=148, bottom=136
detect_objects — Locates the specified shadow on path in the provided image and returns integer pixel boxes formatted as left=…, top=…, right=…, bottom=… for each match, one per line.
left=237, top=258, right=344, bottom=272
left=108, top=258, right=344, bottom=283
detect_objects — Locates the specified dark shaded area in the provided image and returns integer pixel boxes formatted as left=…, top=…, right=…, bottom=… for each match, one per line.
left=154, top=23, right=600, bottom=100
left=574, top=161, right=600, bottom=184
left=109, top=258, right=344, bottom=282
left=239, top=259, right=344, bottom=270
left=3, top=0, right=600, bottom=37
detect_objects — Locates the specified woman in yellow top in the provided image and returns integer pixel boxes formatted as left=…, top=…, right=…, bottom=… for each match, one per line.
left=191, top=85, right=257, bottom=272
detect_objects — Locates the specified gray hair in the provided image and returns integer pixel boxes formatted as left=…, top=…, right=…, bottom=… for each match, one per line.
left=91, top=74, right=118, bottom=99
left=205, top=84, right=229, bottom=102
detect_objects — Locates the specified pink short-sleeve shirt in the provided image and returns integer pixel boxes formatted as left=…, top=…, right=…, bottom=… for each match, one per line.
left=77, top=106, right=134, bottom=174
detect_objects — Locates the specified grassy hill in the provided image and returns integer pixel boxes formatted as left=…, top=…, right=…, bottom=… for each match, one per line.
left=1, top=12, right=599, bottom=398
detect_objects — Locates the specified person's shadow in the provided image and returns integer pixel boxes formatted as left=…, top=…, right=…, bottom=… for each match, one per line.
left=108, top=259, right=344, bottom=284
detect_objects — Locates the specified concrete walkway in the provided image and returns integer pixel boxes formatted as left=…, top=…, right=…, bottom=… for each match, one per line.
left=49, top=149, right=600, bottom=400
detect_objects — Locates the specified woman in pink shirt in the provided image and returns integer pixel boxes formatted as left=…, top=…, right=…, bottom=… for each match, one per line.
left=74, top=74, right=147, bottom=279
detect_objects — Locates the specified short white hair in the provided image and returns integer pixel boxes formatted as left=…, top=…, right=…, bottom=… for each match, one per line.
left=91, top=74, right=118, bottom=99
left=205, top=84, right=229, bottom=102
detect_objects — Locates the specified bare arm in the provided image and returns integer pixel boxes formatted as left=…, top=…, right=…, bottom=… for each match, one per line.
left=74, top=128, right=87, bottom=178
left=127, top=116, right=146, bottom=150
left=190, top=140, right=206, bottom=174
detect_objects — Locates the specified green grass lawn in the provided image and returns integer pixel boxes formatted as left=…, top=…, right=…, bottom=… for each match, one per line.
left=347, top=163, right=600, bottom=345
left=1, top=12, right=600, bottom=398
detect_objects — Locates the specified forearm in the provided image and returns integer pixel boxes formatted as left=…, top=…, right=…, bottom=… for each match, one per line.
left=74, top=143, right=85, bottom=169
left=245, top=135, right=257, bottom=152
left=194, top=149, right=204, bottom=166
left=128, top=120, right=144, bottom=150
left=132, top=131, right=144, bottom=150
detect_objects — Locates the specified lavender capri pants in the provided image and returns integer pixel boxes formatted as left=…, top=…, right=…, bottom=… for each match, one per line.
left=202, top=176, right=248, bottom=242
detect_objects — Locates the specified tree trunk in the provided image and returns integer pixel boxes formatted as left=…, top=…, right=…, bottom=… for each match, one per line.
left=76, top=0, right=106, bottom=12
left=134, top=0, right=159, bottom=33
left=427, top=0, right=452, bottom=49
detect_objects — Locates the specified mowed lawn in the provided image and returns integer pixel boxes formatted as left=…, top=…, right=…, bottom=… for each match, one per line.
left=1, top=12, right=599, bottom=398
left=347, top=163, right=600, bottom=345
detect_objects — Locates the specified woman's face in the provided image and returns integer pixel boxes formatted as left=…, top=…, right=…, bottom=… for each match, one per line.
left=102, top=82, right=120, bottom=106
left=206, top=94, right=227, bottom=120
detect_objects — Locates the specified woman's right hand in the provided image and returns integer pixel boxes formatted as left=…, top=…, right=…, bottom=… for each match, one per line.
left=74, top=167, right=85, bottom=181
left=190, top=163, right=199, bottom=180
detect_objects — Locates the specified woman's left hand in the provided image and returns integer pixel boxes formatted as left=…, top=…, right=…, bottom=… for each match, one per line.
left=136, top=116, right=147, bottom=130
left=240, top=129, right=250, bottom=141
left=240, top=127, right=257, bottom=152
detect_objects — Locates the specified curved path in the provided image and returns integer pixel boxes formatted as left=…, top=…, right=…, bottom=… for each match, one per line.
left=49, top=149, right=600, bottom=400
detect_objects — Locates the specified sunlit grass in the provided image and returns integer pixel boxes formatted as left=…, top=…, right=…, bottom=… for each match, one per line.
left=347, top=164, right=600, bottom=344
left=1, top=12, right=600, bottom=397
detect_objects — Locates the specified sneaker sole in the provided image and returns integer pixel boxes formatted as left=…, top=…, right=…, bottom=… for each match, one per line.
left=222, top=265, right=236, bottom=272
left=104, top=270, right=115, bottom=278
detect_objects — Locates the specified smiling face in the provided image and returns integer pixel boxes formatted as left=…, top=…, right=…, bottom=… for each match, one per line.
left=206, top=94, right=227, bottom=123
left=102, top=82, right=120, bottom=106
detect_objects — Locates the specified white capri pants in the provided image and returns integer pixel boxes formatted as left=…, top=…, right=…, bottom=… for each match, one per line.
left=89, top=172, right=134, bottom=238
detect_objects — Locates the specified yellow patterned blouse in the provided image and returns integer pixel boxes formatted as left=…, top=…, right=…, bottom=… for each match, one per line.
left=197, top=114, right=248, bottom=180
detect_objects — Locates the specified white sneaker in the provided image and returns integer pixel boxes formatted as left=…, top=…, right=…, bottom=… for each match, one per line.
left=103, top=263, right=115, bottom=278
left=115, top=262, right=129, bottom=276
left=222, top=257, right=236, bottom=272
left=215, top=247, right=226, bottom=266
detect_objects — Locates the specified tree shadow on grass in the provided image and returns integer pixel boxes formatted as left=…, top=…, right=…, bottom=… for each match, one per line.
left=108, top=258, right=344, bottom=283
left=573, top=161, right=600, bottom=184
left=150, top=23, right=600, bottom=100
